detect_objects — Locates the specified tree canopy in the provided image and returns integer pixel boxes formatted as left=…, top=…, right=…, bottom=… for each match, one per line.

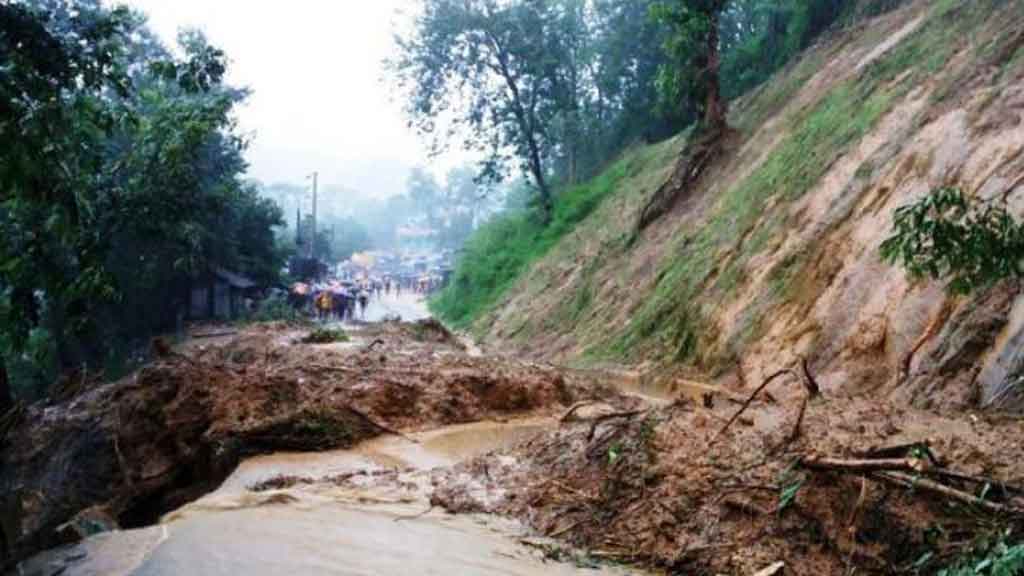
left=0, top=0, right=285, bottom=404
left=391, top=0, right=854, bottom=224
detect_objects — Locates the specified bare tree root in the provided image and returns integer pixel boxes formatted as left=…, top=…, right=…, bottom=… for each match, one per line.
left=636, top=128, right=725, bottom=232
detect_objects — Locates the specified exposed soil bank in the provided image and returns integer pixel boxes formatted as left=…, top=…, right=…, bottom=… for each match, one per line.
left=429, top=386, right=1024, bottom=574
left=0, top=320, right=620, bottom=568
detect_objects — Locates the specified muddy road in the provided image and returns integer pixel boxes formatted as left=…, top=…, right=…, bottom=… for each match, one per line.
left=19, top=419, right=635, bottom=576
left=4, top=318, right=1024, bottom=575
left=3, top=320, right=641, bottom=575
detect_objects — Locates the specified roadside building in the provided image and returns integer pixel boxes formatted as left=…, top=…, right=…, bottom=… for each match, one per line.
left=189, top=268, right=258, bottom=320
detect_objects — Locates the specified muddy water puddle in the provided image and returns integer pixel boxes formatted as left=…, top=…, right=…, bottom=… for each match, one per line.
left=19, top=419, right=640, bottom=576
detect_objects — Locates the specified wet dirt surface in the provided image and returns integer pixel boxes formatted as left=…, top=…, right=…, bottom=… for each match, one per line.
left=17, top=418, right=642, bottom=576
left=4, top=321, right=638, bottom=574
left=7, top=318, right=1024, bottom=576
left=0, top=319, right=628, bottom=568
left=429, top=388, right=1024, bottom=575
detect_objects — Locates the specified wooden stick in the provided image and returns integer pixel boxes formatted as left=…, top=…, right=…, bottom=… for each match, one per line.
left=926, top=469, right=1024, bottom=497
left=712, top=369, right=795, bottom=445
left=874, top=472, right=1020, bottom=515
left=586, top=410, right=647, bottom=441
left=799, top=356, right=821, bottom=398
left=801, top=456, right=930, bottom=474
left=786, top=395, right=809, bottom=445
left=560, top=400, right=599, bottom=423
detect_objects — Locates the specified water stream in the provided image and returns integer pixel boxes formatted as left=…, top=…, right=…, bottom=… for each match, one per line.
left=17, top=420, right=640, bottom=576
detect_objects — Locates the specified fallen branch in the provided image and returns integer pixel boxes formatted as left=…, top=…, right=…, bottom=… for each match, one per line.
left=752, top=562, right=786, bottom=576
left=712, top=369, right=795, bottom=445
left=925, top=469, right=1024, bottom=497
left=191, top=330, right=239, bottom=339
left=586, top=410, right=646, bottom=441
left=548, top=518, right=583, bottom=538
left=873, top=471, right=1022, bottom=515
left=847, top=475, right=869, bottom=529
left=801, top=456, right=931, bottom=474
left=560, top=401, right=600, bottom=423
left=798, top=357, right=821, bottom=398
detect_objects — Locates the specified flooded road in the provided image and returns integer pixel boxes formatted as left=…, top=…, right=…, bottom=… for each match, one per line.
left=351, top=292, right=431, bottom=323
left=18, top=419, right=640, bottom=576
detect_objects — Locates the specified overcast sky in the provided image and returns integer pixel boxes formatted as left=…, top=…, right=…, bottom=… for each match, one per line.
left=120, top=0, right=454, bottom=199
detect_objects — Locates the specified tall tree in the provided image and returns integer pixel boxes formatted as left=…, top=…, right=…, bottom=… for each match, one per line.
left=1, top=2, right=284, bottom=403
left=391, top=0, right=562, bottom=222
left=652, top=0, right=729, bottom=132
left=0, top=0, right=133, bottom=403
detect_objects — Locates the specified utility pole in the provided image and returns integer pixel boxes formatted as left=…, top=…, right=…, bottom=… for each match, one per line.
left=308, top=171, right=318, bottom=260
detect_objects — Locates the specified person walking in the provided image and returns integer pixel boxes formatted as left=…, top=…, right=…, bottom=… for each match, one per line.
left=358, top=289, right=369, bottom=320
left=315, top=290, right=333, bottom=322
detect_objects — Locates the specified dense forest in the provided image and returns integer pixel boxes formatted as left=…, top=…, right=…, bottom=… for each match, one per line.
left=0, top=1, right=285, bottom=405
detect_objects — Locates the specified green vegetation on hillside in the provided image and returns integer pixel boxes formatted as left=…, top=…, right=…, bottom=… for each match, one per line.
left=430, top=145, right=671, bottom=325
left=433, top=0, right=1022, bottom=373
left=430, top=154, right=637, bottom=327
left=605, top=0, right=1016, bottom=368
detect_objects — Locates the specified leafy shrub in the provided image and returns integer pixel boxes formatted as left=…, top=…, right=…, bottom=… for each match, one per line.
left=249, top=295, right=303, bottom=323
left=935, top=536, right=1024, bottom=576
left=300, top=328, right=349, bottom=344
left=881, top=187, right=1024, bottom=294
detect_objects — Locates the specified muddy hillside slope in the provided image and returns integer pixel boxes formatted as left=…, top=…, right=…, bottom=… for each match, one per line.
left=478, top=0, right=1024, bottom=413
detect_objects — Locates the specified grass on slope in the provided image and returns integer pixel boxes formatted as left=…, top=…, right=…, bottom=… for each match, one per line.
left=603, top=0, right=1005, bottom=368
left=431, top=153, right=639, bottom=328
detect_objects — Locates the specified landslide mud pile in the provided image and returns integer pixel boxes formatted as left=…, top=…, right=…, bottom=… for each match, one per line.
left=430, top=378, right=1024, bottom=575
left=0, top=321, right=612, bottom=567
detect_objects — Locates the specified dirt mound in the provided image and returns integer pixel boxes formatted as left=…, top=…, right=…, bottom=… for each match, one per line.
left=0, top=322, right=611, bottom=567
left=431, top=388, right=1024, bottom=574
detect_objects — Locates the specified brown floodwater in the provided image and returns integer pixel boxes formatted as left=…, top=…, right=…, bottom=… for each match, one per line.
left=17, top=419, right=642, bottom=576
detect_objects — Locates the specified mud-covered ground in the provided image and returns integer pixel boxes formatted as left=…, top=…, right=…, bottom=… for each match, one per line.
left=4, top=321, right=1024, bottom=575
left=0, top=320, right=623, bottom=568
left=219, top=353, right=1024, bottom=575
left=426, top=381, right=1024, bottom=575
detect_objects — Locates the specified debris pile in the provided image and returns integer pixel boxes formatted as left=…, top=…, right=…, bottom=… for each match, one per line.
left=0, top=322, right=617, bottom=567
left=432, top=371, right=1024, bottom=574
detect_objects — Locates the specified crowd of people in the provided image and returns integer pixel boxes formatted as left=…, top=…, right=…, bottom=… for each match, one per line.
left=288, top=276, right=417, bottom=322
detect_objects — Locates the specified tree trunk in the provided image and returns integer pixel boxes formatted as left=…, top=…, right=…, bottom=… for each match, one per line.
left=703, top=9, right=727, bottom=132
left=485, top=32, right=553, bottom=225
left=0, top=359, right=12, bottom=415
left=529, top=151, right=553, bottom=224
